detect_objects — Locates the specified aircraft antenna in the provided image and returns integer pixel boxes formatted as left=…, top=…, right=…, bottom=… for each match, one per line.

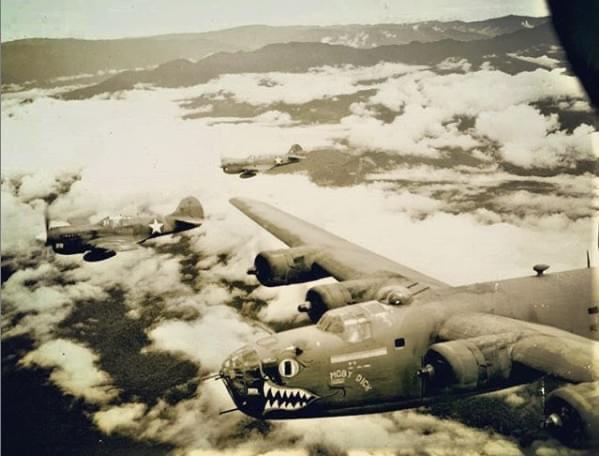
left=199, top=372, right=221, bottom=383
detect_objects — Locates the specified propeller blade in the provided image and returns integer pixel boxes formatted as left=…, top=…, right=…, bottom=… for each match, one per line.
left=587, top=250, right=591, bottom=269
left=44, top=207, right=51, bottom=245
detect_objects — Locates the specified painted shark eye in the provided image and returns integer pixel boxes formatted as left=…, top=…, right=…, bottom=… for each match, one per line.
left=278, top=358, right=300, bottom=377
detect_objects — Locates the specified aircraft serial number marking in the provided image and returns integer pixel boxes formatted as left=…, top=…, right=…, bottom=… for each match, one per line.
left=330, top=347, right=387, bottom=364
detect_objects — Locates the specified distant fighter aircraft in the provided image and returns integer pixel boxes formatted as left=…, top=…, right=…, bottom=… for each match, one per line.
left=41, top=196, right=204, bottom=261
left=221, top=144, right=306, bottom=178
left=219, top=198, right=598, bottom=447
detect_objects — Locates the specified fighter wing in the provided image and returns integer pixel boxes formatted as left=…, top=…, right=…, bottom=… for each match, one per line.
left=437, top=312, right=599, bottom=383
left=230, top=198, right=448, bottom=289
left=88, top=236, right=141, bottom=252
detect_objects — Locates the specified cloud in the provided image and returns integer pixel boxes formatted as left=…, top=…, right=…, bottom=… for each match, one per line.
left=507, top=53, right=560, bottom=69
left=341, top=102, right=479, bottom=157
left=437, top=58, right=472, bottom=72
left=339, top=68, right=594, bottom=165
left=192, top=63, right=424, bottom=106
left=492, top=190, right=593, bottom=219
left=475, top=104, right=594, bottom=168
left=94, top=402, right=147, bottom=435
left=267, top=410, right=522, bottom=454
left=2, top=261, right=109, bottom=339
left=21, top=339, right=118, bottom=403
left=1, top=190, right=45, bottom=255
left=369, top=68, right=587, bottom=116
left=147, top=305, right=264, bottom=372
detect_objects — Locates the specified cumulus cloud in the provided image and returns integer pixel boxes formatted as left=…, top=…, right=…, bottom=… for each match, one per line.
left=340, top=68, right=594, bottom=165
left=475, top=104, right=594, bottom=168
left=2, top=261, right=109, bottom=339
left=147, top=305, right=264, bottom=371
left=94, top=402, right=147, bottom=435
left=21, top=339, right=118, bottom=403
left=341, top=102, right=479, bottom=157
left=184, top=62, right=424, bottom=106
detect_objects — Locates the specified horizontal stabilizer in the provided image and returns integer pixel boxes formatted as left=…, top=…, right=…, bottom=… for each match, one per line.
left=172, top=216, right=203, bottom=226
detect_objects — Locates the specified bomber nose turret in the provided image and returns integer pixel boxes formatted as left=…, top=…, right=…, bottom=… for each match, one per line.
left=219, top=346, right=265, bottom=417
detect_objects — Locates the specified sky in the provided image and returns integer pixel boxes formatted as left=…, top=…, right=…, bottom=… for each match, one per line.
left=2, top=0, right=550, bottom=41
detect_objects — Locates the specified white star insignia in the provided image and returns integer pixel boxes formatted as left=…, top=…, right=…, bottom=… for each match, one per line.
left=149, top=219, right=163, bottom=234
left=274, top=157, right=284, bottom=165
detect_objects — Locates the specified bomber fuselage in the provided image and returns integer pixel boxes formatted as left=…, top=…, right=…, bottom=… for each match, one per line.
left=221, top=268, right=598, bottom=419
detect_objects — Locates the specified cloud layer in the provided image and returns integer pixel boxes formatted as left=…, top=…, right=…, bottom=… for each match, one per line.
left=2, top=58, right=596, bottom=454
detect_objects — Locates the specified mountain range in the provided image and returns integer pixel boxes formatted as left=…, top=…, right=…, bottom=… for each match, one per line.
left=2, top=15, right=548, bottom=87
left=59, top=20, right=561, bottom=100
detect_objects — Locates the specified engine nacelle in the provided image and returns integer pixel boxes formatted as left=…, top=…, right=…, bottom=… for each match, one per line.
left=420, top=334, right=517, bottom=391
left=545, top=382, right=599, bottom=447
left=250, top=246, right=329, bottom=287
left=300, top=278, right=387, bottom=322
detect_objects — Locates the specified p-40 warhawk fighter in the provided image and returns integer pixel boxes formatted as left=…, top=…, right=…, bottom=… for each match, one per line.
left=42, top=196, right=204, bottom=262
left=221, top=144, right=305, bottom=178
left=220, top=198, right=599, bottom=446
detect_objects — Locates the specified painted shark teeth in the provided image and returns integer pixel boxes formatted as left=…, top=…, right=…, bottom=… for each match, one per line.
left=262, top=381, right=317, bottom=413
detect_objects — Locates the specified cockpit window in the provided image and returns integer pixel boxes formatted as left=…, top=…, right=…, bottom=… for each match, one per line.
left=344, top=317, right=372, bottom=343
left=100, top=216, right=131, bottom=228
left=229, top=347, right=261, bottom=370
left=317, top=309, right=372, bottom=343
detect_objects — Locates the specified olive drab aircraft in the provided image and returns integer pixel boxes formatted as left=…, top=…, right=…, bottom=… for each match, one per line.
left=41, top=196, right=204, bottom=262
left=221, top=144, right=306, bottom=178
left=218, top=198, right=599, bottom=447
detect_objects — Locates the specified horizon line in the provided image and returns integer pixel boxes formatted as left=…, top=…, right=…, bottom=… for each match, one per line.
left=1, top=13, right=549, bottom=44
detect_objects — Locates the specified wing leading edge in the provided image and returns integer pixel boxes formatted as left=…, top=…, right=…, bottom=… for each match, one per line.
left=230, top=197, right=448, bottom=289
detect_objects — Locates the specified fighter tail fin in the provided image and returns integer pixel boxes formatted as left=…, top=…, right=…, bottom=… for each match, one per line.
left=170, top=196, right=204, bottom=225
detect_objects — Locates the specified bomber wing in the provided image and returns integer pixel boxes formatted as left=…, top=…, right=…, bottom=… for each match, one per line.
left=88, top=236, right=141, bottom=252
left=437, top=312, right=599, bottom=383
left=230, top=198, right=448, bottom=289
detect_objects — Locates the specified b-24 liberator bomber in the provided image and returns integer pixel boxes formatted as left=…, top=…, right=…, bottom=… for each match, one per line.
left=41, top=196, right=204, bottom=262
left=220, top=198, right=599, bottom=447
left=221, top=144, right=305, bottom=178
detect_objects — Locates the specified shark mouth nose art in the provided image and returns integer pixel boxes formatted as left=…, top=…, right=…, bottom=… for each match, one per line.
left=263, top=381, right=318, bottom=412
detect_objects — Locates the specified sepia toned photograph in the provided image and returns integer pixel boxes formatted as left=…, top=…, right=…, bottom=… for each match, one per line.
left=1, top=1, right=597, bottom=454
